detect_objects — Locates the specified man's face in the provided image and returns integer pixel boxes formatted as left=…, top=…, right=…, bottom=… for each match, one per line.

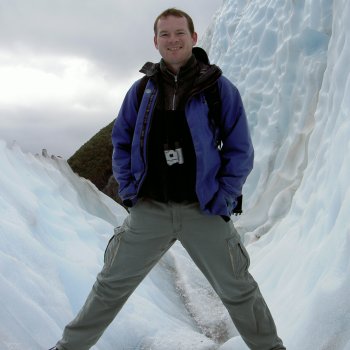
left=154, top=15, right=197, bottom=73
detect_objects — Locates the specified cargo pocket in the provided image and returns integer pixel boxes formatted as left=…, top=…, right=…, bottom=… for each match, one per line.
left=227, top=236, right=250, bottom=278
left=103, top=226, right=124, bottom=272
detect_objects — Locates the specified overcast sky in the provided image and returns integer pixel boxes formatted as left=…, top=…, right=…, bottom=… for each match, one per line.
left=0, top=0, right=222, bottom=158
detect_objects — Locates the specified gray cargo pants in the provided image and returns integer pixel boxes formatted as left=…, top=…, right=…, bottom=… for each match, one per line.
left=56, top=199, right=285, bottom=350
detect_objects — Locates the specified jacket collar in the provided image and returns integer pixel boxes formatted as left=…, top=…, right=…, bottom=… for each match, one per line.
left=139, top=55, right=222, bottom=91
left=159, top=55, right=198, bottom=81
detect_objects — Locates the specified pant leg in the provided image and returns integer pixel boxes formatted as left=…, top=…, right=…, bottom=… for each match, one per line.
left=56, top=199, right=176, bottom=350
left=178, top=203, right=285, bottom=350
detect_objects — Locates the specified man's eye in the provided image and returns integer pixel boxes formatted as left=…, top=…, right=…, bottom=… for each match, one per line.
left=160, top=33, right=168, bottom=37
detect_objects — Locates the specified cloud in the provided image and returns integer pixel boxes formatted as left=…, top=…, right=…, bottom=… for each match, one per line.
left=0, top=104, right=116, bottom=158
left=0, top=52, right=132, bottom=107
left=0, top=0, right=221, bottom=77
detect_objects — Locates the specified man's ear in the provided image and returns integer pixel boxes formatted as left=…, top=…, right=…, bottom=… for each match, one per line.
left=192, top=32, right=198, bottom=46
left=154, top=35, right=159, bottom=49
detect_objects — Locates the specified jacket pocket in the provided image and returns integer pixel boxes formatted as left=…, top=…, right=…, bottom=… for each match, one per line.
left=227, top=236, right=250, bottom=278
left=103, top=226, right=124, bottom=272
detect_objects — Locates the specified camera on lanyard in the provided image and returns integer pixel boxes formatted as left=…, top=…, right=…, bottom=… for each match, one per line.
left=164, top=142, right=184, bottom=166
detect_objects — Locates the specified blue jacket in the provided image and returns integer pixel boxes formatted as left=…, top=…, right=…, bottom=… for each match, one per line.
left=112, top=74, right=254, bottom=217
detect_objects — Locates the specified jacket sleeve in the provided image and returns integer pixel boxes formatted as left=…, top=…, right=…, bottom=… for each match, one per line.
left=216, top=76, right=254, bottom=211
left=111, top=80, right=140, bottom=206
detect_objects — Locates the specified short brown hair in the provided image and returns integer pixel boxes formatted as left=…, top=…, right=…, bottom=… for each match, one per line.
left=154, top=8, right=195, bottom=35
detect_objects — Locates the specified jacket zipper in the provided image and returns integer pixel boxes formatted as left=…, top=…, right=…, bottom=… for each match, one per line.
left=172, top=75, right=178, bottom=110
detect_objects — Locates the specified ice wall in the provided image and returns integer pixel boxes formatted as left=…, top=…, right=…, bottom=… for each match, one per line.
left=0, top=141, right=123, bottom=348
left=204, top=0, right=350, bottom=349
left=203, top=0, right=332, bottom=237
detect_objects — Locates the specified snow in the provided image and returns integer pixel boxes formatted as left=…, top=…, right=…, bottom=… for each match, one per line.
left=1, top=0, right=350, bottom=349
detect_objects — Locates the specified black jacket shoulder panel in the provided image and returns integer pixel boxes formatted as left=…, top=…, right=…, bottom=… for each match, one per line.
left=139, top=62, right=160, bottom=77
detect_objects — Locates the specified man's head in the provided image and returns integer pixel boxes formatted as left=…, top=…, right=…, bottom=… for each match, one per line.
left=154, top=8, right=198, bottom=74
left=153, top=8, right=195, bottom=35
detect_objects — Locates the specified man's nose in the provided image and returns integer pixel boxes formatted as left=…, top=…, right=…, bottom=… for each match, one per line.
left=168, top=34, right=179, bottom=42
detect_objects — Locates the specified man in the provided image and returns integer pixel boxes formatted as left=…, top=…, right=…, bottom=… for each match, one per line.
left=51, top=8, right=285, bottom=350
